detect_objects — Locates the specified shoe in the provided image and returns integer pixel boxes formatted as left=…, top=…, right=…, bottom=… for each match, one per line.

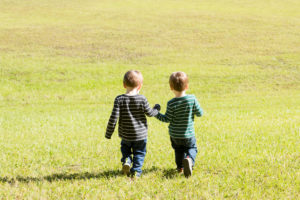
left=131, top=171, right=141, bottom=178
left=183, top=157, right=192, bottom=178
left=177, top=168, right=183, bottom=174
left=122, top=163, right=130, bottom=176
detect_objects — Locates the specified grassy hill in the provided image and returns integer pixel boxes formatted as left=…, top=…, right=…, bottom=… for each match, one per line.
left=0, top=0, right=299, bottom=199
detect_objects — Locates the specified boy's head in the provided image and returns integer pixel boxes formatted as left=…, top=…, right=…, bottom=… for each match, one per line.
left=169, top=71, right=189, bottom=92
left=123, top=70, right=143, bottom=88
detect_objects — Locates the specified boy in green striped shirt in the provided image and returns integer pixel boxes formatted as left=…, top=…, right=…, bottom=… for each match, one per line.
left=155, top=72, right=203, bottom=178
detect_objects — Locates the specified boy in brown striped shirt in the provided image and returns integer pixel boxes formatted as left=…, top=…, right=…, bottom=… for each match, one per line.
left=105, top=70, right=160, bottom=177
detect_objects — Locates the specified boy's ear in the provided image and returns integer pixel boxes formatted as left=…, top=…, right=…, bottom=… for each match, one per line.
left=137, top=84, right=142, bottom=90
left=123, top=83, right=126, bottom=88
left=185, top=84, right=189, bottom=90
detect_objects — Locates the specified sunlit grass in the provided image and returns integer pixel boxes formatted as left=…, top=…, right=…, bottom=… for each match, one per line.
left=0, top=0, right=299, bottom=199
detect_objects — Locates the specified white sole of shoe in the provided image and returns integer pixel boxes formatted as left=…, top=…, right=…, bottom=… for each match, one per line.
left=122, top=163, right=130, bottom=175
left=183, top=158, right=192, bottom=178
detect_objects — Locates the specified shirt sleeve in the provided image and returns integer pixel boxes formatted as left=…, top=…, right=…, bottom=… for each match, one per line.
left=155, top=102, right=173, bottom=123
left=105, top=97, right=120, bottom=139
left=193, top=97, right=203, bottom=117
left=143, top=97, right=159, bottom=117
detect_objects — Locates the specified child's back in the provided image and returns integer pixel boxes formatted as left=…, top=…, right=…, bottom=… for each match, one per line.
left=155, top=72, right=203, bottom=178
left=105, top=70, right=159, bottom=178
left=106, top=94, right=158, bottom=141
left=157, top=94, right=202, bottom=139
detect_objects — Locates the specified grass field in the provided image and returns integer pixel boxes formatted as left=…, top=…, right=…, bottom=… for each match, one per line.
left=0, top=0, right=299, bottom=199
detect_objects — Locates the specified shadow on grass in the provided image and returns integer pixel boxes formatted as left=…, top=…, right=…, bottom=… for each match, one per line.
left=162, top=168, right=179, bottom=179
left=0, top=166, right=160, bottom=184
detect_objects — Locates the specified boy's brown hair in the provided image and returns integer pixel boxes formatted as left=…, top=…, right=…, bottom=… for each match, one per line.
left=169, top=71, right=189, bottom=92
left=123, top=70, right=143, bottom=88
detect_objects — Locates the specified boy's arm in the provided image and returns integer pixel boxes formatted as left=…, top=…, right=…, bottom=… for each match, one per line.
left=105, top=98, right=120, bottom=139
left=193, top=97, right=203, bottom=117
left=156, top=103, right=173, bottom=123
left=143, top=98, right=159, bottom=117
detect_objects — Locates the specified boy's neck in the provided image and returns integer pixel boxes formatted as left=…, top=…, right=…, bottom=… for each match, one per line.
left=126, top=87, right=140, bottom=96
left=173, top=90, right=186, bottom=98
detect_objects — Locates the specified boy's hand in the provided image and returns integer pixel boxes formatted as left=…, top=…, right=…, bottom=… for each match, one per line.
left=153, top=104, right=161, bottom=111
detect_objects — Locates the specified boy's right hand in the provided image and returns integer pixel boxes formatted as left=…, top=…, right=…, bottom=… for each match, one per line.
left=153, top=104, right=161, bottom=111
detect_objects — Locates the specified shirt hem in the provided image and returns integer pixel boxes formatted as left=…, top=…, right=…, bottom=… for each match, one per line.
left=169, top=135, right=195, bottom=139
left=119, top=136, right=148, bottom=142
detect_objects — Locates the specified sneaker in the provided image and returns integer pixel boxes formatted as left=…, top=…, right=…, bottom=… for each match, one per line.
left=131, top=171, right=141, bottom=178
left=183, top=157, right=193, bottom=178
left=177, top=168, right=183, bottom=174
left=122, top=163, right=130, bottom=176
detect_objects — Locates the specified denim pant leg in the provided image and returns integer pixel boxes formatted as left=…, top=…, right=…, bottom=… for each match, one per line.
left=120, top=140, right=133, bottom=164
left=131, top=139, right=147, bottom=174
left=170, top=138, right=185, bottom=169
left=185, top=137, right=198, bottom=166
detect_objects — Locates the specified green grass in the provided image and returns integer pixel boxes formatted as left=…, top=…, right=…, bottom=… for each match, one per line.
left=0, top=0, right=299, bottom=199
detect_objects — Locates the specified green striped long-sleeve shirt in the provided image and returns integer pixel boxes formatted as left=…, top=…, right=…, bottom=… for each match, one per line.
left=156, top=95, right=203, bottom=138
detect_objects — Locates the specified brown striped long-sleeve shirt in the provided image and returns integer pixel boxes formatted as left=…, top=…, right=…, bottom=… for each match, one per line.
left=105, top=94, right=158, bottom=141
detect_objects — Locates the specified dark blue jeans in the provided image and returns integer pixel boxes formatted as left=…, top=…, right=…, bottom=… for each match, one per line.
left=120, top=139, right=147, bottom=174
left=170, top=137, right=197, bottom=169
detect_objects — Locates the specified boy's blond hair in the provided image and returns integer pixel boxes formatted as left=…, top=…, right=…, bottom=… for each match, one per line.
left=123, top=70, right=143, bottom=88
left=169, top=72, right=189, bottom=92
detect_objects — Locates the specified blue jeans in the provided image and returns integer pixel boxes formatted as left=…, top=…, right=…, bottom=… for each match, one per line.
left=170, top=137, right=197, bottom=169
left=120, top=139, right=147, bottom=174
